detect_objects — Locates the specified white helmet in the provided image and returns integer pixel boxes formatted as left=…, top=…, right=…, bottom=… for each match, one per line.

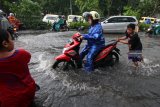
left=9, top=13, right=14, bottom=16
left=90, top=11, right=100, bottom=20
left=82, top=11, right=100, bottom=21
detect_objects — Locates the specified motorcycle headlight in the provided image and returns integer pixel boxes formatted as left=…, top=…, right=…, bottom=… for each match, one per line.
left=68, top=39, right=73, bottom=44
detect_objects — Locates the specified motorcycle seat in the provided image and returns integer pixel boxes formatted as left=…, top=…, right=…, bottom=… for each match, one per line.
left=105, top=40, right=116, bottom=47
left=94, top=41, right=116, bottom=57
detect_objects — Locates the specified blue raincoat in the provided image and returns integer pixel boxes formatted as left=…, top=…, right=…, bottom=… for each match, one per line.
left=53, top=18, right=64, bottom=31
left=80, top=23, right=105, bottom=73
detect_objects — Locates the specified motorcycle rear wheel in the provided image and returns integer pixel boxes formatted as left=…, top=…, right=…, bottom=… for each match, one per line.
left=105, top=52, right=119, bottom=66
left=14, top=33, right=19, bottom=40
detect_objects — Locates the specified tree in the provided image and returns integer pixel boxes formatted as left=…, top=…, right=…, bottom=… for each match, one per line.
left=123, top=6, right=140, bottom=19
left=98, top=0, right=108, bottom=16
left=0, top=0, right=19, bottom=13
left=1, top=0, right=159, bottom=21
left=138, top=0, right=160, bottom=16
left=75, top=0, right=99, bottom=14
left=11, top=0, right=41, bottom=17
left=11, top=0, right=42, bottom=28
left=35, top=0, right=79, bottom=15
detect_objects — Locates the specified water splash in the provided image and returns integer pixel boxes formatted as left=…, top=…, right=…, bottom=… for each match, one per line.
left=137, top=58, right=160, bottom=76
left=36, top=53, right=50, bottom=71
left=62, top=76, right=101, bottom=92
left=143, top=58, right=152, bottom=64
left=141, top=62, right=160, bottom=76
left=127, top=58, right=160, bottom=76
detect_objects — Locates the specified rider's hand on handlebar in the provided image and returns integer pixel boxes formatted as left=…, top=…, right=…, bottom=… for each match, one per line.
left=76, top=32, right=83, bottom=40
left=79, top=36, right=83, bottom=39
left=77, top=32, right=81, bottom=36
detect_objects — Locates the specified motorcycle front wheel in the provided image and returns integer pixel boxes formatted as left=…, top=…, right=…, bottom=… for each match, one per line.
left=14, top=33, right=19, bottom=40
left=52, top=60, right=75, bottom=71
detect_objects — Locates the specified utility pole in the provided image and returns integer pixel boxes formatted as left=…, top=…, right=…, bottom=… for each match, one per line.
left=70, top=0, right=73, bottom=15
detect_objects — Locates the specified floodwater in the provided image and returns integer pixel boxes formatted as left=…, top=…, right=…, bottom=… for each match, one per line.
left=15, top=31, right=160, bottom=107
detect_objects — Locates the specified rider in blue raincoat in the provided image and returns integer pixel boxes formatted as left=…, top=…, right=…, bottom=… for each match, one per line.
left=79, top=11, right=105, bottom=73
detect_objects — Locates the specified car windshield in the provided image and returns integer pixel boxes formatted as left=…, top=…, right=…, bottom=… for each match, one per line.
left=145, top=18, right=150, bottom=21
left=151, top=19, right=155, bottom=21
left=69, top=16, right=81, bottom=20
left=46, top=16, right=57, bottom=20
left=69, top=16, right=76, bottom=19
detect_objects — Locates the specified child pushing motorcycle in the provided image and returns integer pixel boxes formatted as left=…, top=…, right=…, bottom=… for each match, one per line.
left=117, top=23, right=143, bottom=68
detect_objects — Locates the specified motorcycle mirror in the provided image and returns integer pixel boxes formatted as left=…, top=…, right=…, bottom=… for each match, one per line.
left=104, top=20, right=108, bottom=24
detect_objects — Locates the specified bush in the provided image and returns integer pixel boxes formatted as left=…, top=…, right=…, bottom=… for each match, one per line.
left=10, top=0, right=50, bottom=30
left=123, top=6, right=141, bottom=19
left=69, top=22, right=90, bottom=29
left=34, top=21, right=52, bottom=30
left=139, top=23, right=151, bottom=31
left=16, top=16, right=52, bottom=30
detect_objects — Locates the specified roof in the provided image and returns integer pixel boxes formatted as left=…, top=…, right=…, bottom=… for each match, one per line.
left=141, top=17, right=156, bottom=19
left=45, top=14, right=59, bottom=16
left=68, top=15, right=82, bottom=17
left=110, top=16, right=136, bottom=18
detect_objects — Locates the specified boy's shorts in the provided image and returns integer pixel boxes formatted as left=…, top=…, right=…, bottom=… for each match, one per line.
left=128, top=50, right=143, bottom=62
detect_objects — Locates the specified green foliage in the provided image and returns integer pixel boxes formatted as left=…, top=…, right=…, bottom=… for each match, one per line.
left=1, top=0, right=160, bottom=17
left=123, top=6, right=140, bottom=19
left=25, top=19, right=52, bottom=30
left=10, top=0, right=46, bottom=29
left=139, top=23, right=151, bottom=31
left=138, top=0, right=160, bottom=16
left=75, top=0, right=99, bottom=14
left=69, top=22, right=90, bottom=29
left=0, top=0, right=15, bottom=13
left=1, top=0, right=160, bottom=30
left=33, top=0, right=80, bottom=15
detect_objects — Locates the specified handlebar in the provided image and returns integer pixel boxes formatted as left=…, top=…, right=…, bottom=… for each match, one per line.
left=108, top=40, right=118, bottom=43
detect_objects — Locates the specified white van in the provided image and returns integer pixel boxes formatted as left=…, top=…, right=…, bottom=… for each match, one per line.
left=42, top=14, right=59, bottom=24
left=67, top=15, right=83, bottom=23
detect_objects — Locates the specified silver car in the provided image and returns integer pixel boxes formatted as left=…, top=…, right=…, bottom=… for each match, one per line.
left=101, top=16, right=138, bottom=33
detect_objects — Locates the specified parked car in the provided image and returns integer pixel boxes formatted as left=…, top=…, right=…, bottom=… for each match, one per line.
left=156, top=19, right=160, bottom=23
left=139, top=17, right=156, bottom=24
left=42, top=14, right=59, bottom=24
left=67, top=15, right=83, bottom=24
left=101, top=16, right=138, bottom=33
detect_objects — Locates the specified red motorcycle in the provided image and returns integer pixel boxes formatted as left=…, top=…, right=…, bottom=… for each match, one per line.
left=52, top=33, right=120, bottom=70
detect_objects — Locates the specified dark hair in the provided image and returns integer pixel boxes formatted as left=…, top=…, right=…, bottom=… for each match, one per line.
left=127, top=23, right=136, bottom=30
left=91, top=19, right=99, bottom=26
left=59, top=15, right=62, bottom=18
left=0, top=29, right=10, bottom=50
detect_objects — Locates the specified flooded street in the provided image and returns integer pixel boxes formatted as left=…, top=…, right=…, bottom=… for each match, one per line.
left=15, top=31, right=160, bottom=107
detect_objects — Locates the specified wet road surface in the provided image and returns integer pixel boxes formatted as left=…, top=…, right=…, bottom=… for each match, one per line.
left=15, top=31, right=160, bottom=107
